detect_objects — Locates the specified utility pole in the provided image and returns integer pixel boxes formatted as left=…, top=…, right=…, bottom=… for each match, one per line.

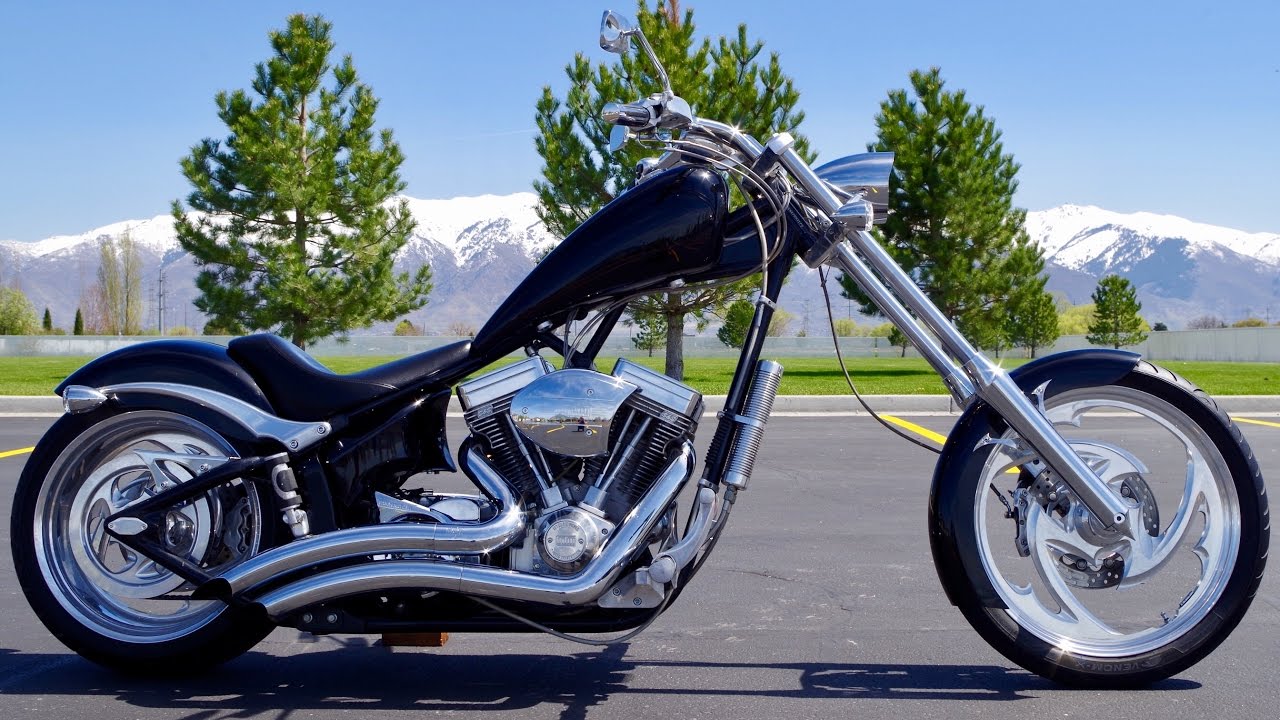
left=157, top=267, right=166, bottom=336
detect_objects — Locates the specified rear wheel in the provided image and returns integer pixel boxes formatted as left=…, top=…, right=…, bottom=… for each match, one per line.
left=937, top=363, right=1268, bottom=687
left=11, top=409, right=275, bottom=673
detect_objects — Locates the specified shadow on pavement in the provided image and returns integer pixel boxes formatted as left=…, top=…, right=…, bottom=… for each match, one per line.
left=0, top=641, right=1198, bottom=719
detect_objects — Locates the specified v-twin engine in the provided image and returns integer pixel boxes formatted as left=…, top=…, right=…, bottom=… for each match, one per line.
left=458, top=357, right=703, bottom=575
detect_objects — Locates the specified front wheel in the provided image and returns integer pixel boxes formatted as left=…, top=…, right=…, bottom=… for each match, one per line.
left=11, top=409, right=276, bottom=673
left=933, top=361, right=1269, bottom=687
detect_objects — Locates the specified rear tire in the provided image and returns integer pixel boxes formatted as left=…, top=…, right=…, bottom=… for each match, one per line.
left=11, top=409, right=276, bottom=674
left=934, top=362, right=1268, bottom=687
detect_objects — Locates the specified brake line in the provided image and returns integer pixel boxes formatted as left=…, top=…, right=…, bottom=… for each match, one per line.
left=819, top=266, right=942, bottom=455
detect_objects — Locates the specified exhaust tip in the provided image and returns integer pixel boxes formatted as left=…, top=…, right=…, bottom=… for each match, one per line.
left=192, top=577, right=232, bottom=602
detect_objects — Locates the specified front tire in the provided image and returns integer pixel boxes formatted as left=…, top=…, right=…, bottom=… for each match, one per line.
left=11, top=409, right=276, bottom=673
left=933, top=362, right=1268, bottom=687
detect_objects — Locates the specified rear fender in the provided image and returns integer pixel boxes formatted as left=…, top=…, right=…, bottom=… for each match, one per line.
left=55, top=340, right=273, bottom=410
left=53, top=340, right=327, bottom=454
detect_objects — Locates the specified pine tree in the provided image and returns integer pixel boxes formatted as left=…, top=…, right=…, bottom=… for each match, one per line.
left=888, top=326, right=910, bottom=358
left=1087, top=275, right=1147, bottom=348
left=1008, top=290, right=1059, bottom=358
left=534, top=0, right=810, bottom=379
left=629, top=311, right=666, bottom=357
left=716, top=298, right=753, bottom=348
left=1003, top=236, right=1058, bottom=357
left=173, top=14, right=431, bottom=349
left=41, top=308, right=52, bottom=333
left=393, top=319, right=423, bottom=336
left=73, top=307, right=84, bottom=336
left=841, top=67, right=1029, bottom=349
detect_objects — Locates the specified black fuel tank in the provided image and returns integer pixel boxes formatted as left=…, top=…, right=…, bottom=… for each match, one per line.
left=472, top=166, right=728, bottom=357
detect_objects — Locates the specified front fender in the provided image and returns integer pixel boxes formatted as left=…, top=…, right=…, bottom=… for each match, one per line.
left=928, top=349, right=1141, bottom=607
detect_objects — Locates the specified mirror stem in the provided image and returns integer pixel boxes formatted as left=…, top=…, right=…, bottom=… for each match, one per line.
left=634, top=33, right=673, bottom=99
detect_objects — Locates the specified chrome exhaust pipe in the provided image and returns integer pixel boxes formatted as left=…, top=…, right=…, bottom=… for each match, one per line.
left=252, top=442, right=695, bottom=619
left=205, top=446, right=527, bottom=599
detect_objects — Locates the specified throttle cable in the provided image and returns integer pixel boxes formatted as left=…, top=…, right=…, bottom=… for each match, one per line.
left=818, top=266, right=942, bottom=455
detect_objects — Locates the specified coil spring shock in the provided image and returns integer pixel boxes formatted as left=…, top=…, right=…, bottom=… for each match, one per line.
left=722, top=360, right=783, bottom=490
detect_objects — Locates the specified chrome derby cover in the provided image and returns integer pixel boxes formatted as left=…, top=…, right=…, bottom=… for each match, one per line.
left=509, top=369, right=638, bottom=457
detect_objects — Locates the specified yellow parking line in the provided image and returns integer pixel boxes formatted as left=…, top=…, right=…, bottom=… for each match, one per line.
left=1233, top=417, right=1280, bottom=429
left=881, top=411, right=1280, bottom=483
left=880, top=414, right=948, bottom=445
left=879, top=415, right=1022, bottom=473
left=0, top=446, right=34, bottom=459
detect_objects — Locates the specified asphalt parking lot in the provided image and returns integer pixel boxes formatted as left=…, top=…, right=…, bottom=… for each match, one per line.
left=1, top=411, right=1277, bottom=720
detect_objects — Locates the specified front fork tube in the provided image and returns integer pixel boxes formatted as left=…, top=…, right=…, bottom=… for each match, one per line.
left=830, top=234, right=1134, bottom=536
left=772, top=139, right=1130, bottom=533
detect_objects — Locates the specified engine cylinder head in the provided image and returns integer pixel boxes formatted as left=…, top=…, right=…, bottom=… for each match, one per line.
left=722, top=360, right=783, bottom=490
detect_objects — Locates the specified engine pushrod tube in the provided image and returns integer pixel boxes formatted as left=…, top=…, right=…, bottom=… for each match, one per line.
left=253, top=442, right=696, bottom=618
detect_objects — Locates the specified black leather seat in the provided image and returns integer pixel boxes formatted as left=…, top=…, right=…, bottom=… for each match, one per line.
left=227, top=334, right=472, bottom=421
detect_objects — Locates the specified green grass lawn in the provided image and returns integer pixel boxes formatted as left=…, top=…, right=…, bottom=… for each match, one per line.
left=2, top=354, right=1278, bottom=396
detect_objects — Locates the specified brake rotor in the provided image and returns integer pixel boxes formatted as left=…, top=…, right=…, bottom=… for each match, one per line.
left=1118, top=474, right=1161, bottom=537
left=1021, top=469, right=1160, bottom=590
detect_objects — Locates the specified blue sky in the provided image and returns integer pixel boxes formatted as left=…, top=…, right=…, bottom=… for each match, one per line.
left=1, top=0, right=1276, bottom=241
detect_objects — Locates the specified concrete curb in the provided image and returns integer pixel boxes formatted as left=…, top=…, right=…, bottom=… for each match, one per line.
left=1, top=397, right=66, bottom=415
left=4, top=394, right=1277, bottom=417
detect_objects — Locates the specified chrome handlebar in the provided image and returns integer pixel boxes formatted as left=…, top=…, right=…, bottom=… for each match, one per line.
left=602, top=101, right=655, bottom=128
left=604, top=96, right=844, bottom=226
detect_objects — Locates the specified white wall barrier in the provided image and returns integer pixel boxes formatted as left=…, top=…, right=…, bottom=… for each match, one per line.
left=2, top=327, right=1280, bottom=362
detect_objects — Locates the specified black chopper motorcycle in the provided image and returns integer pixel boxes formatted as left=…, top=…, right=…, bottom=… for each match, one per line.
left=10, top=10, right=1268, bottom=688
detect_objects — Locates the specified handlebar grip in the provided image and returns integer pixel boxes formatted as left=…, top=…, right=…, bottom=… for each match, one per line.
left=603, top=102, right=654, bottom=128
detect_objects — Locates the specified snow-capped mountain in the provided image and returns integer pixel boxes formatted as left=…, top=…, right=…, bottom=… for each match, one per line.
left=1025, top=205, right=1280, bottom=328
left=0, top=193, right=553, bottom=335
left=11, top=213, right=183, bottom=259
left=2, top=197, right=1276, bottom=335
left=1027, top=205, right=1280, bottom=267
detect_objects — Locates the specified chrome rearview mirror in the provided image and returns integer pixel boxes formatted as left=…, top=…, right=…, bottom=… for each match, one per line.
left=607, top=124, right=631, bottom=154
left=600, top=10, right=637, bottom=54
left=599, top=10, right=673, bottom=99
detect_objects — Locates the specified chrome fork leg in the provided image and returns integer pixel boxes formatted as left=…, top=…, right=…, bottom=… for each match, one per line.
left=830, top=237, right=1133, bottom=537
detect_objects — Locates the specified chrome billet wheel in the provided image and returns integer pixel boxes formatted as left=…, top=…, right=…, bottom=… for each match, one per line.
left=30, top=411, right=261, bottom=643
left=977, top=385, right=1239, bottom=657
left=934, top=361, right=1268, bottom=687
